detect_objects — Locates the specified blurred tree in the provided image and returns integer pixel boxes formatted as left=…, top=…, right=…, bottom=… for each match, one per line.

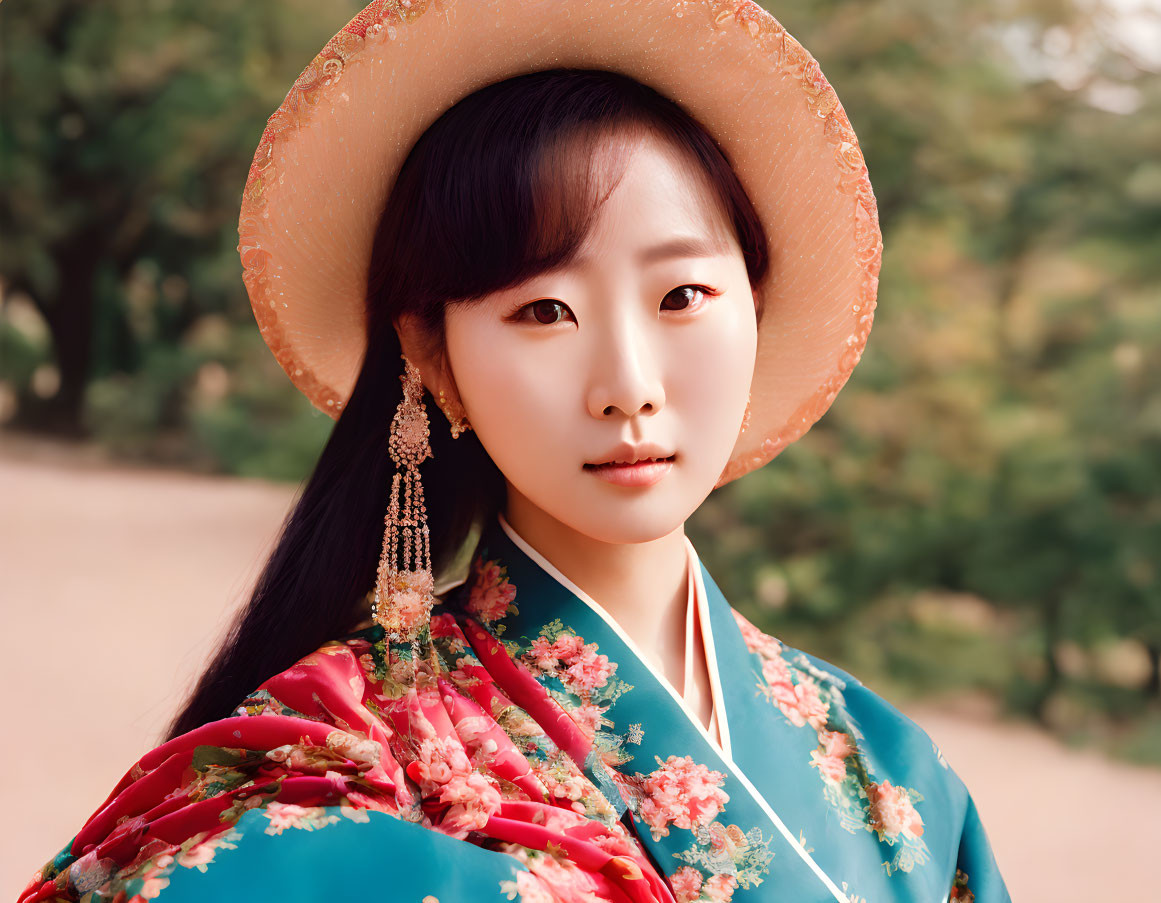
left=1, top=0, right=1158, bottom=750
left=0, top=0, right=365, bottom=435
left=697, top=0, right=1161, bottom=731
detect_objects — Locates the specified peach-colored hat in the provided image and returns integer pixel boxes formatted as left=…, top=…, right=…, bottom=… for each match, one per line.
left=236, top=0, right=882, bottom=487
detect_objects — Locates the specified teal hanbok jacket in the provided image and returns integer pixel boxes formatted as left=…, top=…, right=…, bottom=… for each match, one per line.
left=21, top=514, right=1009, bottom=903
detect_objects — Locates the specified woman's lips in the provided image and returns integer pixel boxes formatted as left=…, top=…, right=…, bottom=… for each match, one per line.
left=583, top=455, right=676, bottom=488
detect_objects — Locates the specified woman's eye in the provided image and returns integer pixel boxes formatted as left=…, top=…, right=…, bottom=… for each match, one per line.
left=513, top=299, right=574, bottom=325
left=511, top=287, right=715, bottom=324
left=660, top=284, right=716, bottom=313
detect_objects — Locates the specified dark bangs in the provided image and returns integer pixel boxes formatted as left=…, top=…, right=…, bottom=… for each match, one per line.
left=365, top=67, right=770, bottom=354
left=166, top=68, right=768, bottom=741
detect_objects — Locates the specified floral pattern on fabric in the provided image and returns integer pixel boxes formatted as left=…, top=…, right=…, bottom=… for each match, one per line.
left=18, top=608, right=675, bottom=902
left=21, top=520, right=1009, bottom=903
left=731, top=608, right=931, bottom=876
left=518, top=618, right=634, bottom=757
left=466, top=553, right=519, bottom=625
left=635, top=755, right=729, bottom=841
left=20, top=719, right=403, bottom=903
left=463, top=559, right=776, bottom=901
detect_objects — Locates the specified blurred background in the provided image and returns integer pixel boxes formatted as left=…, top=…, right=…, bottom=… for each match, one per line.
left=2, top=0, right=1159, bottom=899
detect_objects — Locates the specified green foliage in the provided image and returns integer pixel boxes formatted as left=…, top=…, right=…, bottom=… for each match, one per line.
left=688, top=0, right=1161, bottom=758
left=185, top=331, right=334, bottom=481
left=0, top=314, right=51, bottom=388
left=2, top=0, right=1159, bottom=761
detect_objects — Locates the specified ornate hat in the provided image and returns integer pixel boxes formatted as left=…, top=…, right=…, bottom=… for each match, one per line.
left=236, top=0, right=882, bottom=487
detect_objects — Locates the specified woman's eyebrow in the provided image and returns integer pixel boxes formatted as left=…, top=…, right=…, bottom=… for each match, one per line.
left=561, top=232, right=732, bottom=272
left=637, top=233, right=732, bottom=265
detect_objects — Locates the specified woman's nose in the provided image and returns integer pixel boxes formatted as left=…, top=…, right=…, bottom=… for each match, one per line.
left=584, top=314, right=666, bottom=420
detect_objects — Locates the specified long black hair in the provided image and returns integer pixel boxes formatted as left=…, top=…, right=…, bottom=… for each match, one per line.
left=166, top=67, right=770, bottom=741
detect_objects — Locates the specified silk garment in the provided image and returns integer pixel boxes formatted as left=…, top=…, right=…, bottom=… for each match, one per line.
left=20, top=514, right=1008, bottom=903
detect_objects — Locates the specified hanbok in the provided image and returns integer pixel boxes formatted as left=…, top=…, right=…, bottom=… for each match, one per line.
left=20, top=513, right=1008, bottom=902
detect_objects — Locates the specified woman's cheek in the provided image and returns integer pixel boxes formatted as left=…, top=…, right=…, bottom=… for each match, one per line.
left=464, top=353, right=576, bottom=474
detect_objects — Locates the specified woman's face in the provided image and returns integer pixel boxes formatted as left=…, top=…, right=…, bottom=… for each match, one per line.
left=432, top=132, right=757, bottom=545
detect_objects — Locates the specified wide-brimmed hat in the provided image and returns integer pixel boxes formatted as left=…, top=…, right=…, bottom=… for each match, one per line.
left=235, top=0, right=882, bottom=487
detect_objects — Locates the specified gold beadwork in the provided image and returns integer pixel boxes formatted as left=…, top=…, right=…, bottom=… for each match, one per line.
left=371, top=355, right=437, bottom=659
left=436, top=387, right=472, bottom=439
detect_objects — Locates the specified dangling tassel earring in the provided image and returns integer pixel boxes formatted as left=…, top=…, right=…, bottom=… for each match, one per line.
left=371, top=355, right=437, bottom=670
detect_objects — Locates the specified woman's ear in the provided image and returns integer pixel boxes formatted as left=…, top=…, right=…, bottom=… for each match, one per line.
left=394, top=312, right=468, bottom=422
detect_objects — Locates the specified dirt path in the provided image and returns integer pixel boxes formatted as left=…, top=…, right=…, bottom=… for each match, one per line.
left=2, top=440, right=1155, bottom=900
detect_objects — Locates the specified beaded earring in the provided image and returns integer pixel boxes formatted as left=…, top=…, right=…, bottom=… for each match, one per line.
left=437, top=387, right=472, bottom=439
left=371, top=355, right=437, bottom=659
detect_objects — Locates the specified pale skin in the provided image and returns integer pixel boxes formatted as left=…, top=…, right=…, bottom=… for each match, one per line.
left=397, top=130, right=759, bottom=735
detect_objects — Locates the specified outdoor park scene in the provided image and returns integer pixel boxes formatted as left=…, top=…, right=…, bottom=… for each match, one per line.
left=2, top=1, right=1159, bottom=900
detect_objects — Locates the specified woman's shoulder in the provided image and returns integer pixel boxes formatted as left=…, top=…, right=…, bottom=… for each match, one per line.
left=16, top=626, right=507, bottom=903
left=726, top=605, right=969, bottom=797
left=724, top=603, right=1014, bottom=898
left=22, top=803, right=530, bottom=903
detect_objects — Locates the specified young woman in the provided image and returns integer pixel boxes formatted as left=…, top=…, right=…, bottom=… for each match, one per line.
left=20, top=3, right=1008, bottom=901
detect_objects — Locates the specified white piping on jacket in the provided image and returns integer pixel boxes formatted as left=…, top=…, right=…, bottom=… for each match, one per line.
left=496, top=513, right=849, bottom=903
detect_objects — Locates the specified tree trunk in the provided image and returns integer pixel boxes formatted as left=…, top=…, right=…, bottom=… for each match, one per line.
left=1146, top=641, right=1161, bottom=699
left=1033, top=594, right=1064, bottom=724
left=16, top=227, right=104, bottom=437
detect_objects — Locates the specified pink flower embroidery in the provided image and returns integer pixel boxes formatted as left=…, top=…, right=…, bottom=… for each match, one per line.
left=467, top=556, right=517, bottom=622
left=638, top=755, right=730, bottom=841
left=732, top=607, right=932, bottom=867
left=175, top=842, right=216, bottom=869
left=534, top=761, right=590, bottom=807
left=735, top=610, right=828, bottom=728
left=772, top=676, right=829, bottom=730
left=563, top=645, right=615, bottom=692
left=408, top=735, right=502, bottom=839
left=732, top=609, right=784, bottom=660
left=819, top=728, right=854, bottom=759
left=703, top=872, right=739, bottom=903
left=134, top=851, right=173, bottom=899
left=552, top=634, right=586, bottom=660
left=511, top=870, right=556, bottom=903
left=810, top=729, right=854, bottom=783
left=503, top=846, right=601, bottom=901
left=264, top=801, right=309, bottom=835
left=568, top=702, right=608, bottom=739
left=810, top=749, right=848, bottom=784
left=760, top=655, right=792, bottom=687
left=670, top=865, right=704, bottom=903
left=528, top=633, right=617, bottom=694
left=140, top=876, right=170, bottom=899
left=529, top=637, right=559, bottom=670
left=866, top=780, right=925, bottom=840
